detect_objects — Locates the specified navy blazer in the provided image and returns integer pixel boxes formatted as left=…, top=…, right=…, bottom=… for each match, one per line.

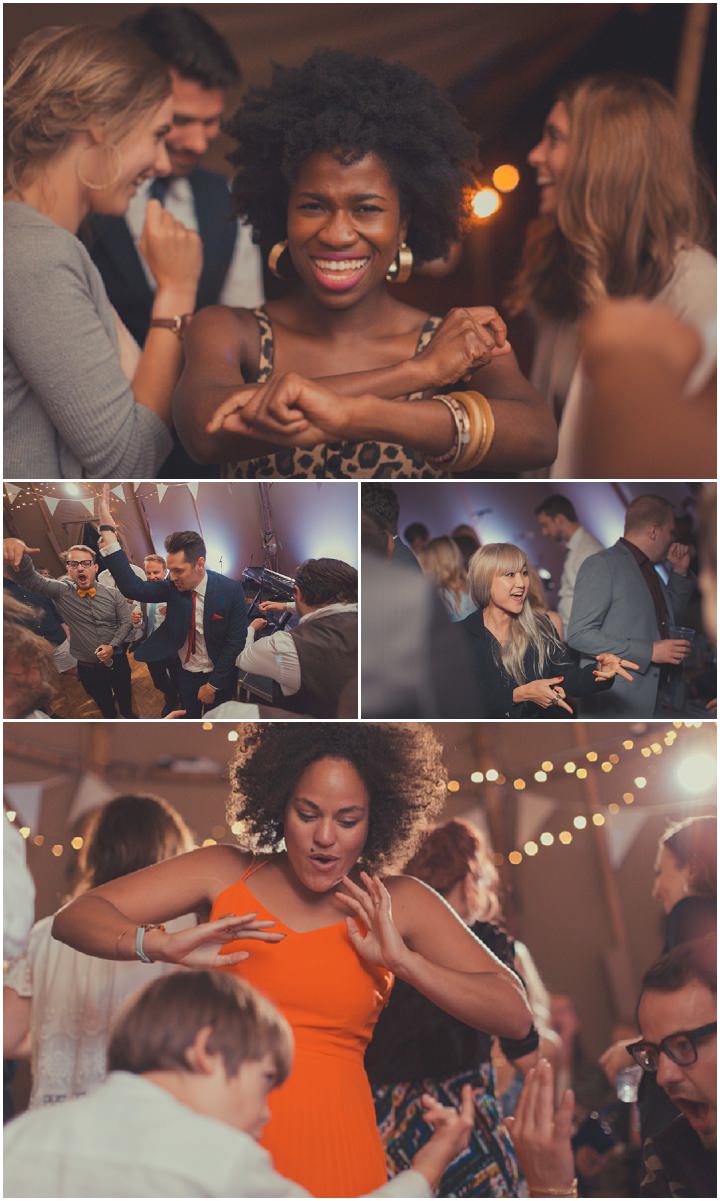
left=86, top=168, right=238, bottom=347
left=101, top=547, right=247, bottom=692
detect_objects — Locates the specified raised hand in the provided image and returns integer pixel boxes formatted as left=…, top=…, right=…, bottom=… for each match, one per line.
left=410, top=1084, right=475, bottom=1190
left=96, top=483, right=115, bottom=530
left=149, top=912, right=285, bottom=969
left=505, top=1060, right=576, bottom=1195
left=593, top=653, right=639, bottom=682
left=514, top=677, right=574, bottom=714
left=414, top=306, right=513, bottom=388
left=335, top=872, right=410, bottom=973
left=667, top=542, right=691, bottom=576
left=3, top=538, right=40, bottom=570
left=140, top=198, right=202, bottom=298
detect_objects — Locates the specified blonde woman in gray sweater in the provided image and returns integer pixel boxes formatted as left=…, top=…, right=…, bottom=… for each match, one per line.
left=4, top=25, right=201, bottom=478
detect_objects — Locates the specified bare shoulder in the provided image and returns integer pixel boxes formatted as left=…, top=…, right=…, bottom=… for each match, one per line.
left=186, top=304, right=255, bottom=345
left=186, top=842, right=252, bottom=890
left=383, top=873, right=438, bottom=907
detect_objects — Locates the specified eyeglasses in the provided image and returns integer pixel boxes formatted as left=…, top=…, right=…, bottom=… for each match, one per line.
left=628, top=1022, right=716, bottom=1072
left=67, top=559, right=94, bottom=569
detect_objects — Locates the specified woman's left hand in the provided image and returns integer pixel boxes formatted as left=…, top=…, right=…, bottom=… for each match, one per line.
left=335, top=872, right=410, bottom=972
left=593, top=653, right=639, bottom=682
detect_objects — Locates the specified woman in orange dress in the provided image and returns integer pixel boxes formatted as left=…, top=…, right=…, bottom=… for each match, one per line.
left=53, top=725, right=533, bottom=1197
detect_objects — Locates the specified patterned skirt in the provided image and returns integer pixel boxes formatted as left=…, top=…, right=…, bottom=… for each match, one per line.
left=373, top=1064, right=522, bottom=1197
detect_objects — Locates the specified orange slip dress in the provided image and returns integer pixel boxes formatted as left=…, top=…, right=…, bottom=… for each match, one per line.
left=211, top=859, right=393, bottom=1197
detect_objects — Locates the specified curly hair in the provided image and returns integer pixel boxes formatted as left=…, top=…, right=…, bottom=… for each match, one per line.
left=226, top=49, right=478, bottom=264
left=228, top=723, right=448, bottom=870
left=404, top=818, right=502, bottom=922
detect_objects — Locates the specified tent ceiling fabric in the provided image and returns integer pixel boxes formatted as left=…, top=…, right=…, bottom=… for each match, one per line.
left=5, top=4, right=617, bottom=162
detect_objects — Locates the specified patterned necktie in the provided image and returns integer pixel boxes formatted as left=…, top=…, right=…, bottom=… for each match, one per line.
left=184, top=591, right=197, bottom=663
left=77, top=588, right=96, bottom=598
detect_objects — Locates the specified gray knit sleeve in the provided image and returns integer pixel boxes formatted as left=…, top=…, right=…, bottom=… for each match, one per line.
left=4, top=224, right=173, bottom=477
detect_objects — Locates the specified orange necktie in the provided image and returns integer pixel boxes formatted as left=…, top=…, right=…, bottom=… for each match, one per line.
left=184, top=591, right=197, bottom=663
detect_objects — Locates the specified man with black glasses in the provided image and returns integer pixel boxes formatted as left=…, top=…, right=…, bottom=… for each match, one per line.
left=3, top=539, right=135, bottom=719
left=508, top=937, right=715, bottom=1199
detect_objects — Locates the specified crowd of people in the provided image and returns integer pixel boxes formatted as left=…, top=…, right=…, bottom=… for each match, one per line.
left=3, top=6, right=714, bottom=479
left=362, top=484, right=716, bottom=720
left=3, top=486, right=357, bottom=720
left=3, top=729, right=716, bottom=1198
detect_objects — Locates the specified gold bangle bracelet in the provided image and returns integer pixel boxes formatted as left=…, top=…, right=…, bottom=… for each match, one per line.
left=530, top=1181, right=579, bottom=1198
left=452, top=391, right=496, bottom=471
left=446, top=392, right=484, bottom=471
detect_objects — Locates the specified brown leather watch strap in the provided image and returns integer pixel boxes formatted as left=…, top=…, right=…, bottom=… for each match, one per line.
left=149, top=314, right=193, bottom=339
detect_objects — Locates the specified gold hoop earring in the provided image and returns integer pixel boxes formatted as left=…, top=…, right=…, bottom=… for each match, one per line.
left=76, top=144, right=122, bottom=191
left=268, top=239, right=291, bottom=280
left=385, top=242, right=413, bottom=284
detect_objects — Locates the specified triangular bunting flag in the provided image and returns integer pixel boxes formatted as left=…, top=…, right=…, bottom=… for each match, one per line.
left=111, top=486, right=125, bottom=500
left=515, top=791, right=558, bottom=848
left=3, top=782, right=45, bottom=830
left=156, top=484, right=168, bottom=503
left=5, top=484, right=22, bottom=505
left=79, top=498, right=96, bottom=517
left=45, top=497, right=61, bottom=516
left=606, top=809, right=651, bottom=869
left=187, top=482, right=199, bottom=501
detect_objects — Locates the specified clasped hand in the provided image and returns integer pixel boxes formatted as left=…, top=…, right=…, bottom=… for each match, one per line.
left=206, top=373, right=350, bottom=449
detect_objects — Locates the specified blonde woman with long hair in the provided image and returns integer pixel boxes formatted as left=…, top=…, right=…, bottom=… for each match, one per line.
left=419, top=536, right=476, bottom=621
left=509, top=73, right=716, bottom=477
left=461, top=543, right=638, bottom=717
left=4, top=25, right=202, bottom=478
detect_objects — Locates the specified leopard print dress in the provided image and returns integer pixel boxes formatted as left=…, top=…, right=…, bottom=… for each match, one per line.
left=223, top=307, right=449, bottom=479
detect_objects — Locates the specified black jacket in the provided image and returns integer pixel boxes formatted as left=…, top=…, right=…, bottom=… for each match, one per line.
left=101, top=546, right=247, bottom=693
left=461, top=610, right=612, bottom=718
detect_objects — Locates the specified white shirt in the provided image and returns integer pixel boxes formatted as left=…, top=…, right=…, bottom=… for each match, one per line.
left=126, top=178, right=265, bottom=308
left=3, top=1071, right=431, bottom=1198
left=97, top=564, right=144, bottom=644
left=558, top=526, right=604, bottom=628
left=178, top=570, right=214, bottom=673
left=236, top=603, right=358, bottom=696
left=4, top=914, right=190, bottom=1109
left=3, top=821, right=35, bottom=960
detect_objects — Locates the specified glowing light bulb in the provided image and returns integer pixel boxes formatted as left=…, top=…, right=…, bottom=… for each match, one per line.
left=492, top=164, right=520, bottom=193
left=472, top=187, right=501, bottom=219
left=592, top=813, right=606, bottom=827
left=540, top=832, right=554, bottom=846
left=513, top=779, right=526, bottom=790
left=573, top=815, right=587, bottom=830
left=447, top=780, right=461, bottom=792
left=558, top=831, right=573, bottom=845
left=508, top=850, right=523, bottom=865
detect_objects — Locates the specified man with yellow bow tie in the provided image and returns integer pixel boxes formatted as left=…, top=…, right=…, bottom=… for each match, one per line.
left=4, top=539, right=134, bottom=718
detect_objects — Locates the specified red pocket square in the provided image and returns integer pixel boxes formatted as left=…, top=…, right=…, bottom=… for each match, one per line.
left=211, top=613, right=224, bottom=620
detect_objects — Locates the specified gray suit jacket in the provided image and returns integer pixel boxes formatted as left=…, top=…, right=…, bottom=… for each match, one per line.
left=566, top=541, right=695, bottom=716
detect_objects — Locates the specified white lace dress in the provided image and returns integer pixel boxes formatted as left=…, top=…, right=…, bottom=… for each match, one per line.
left=4, top=913, right=191, bottom=1108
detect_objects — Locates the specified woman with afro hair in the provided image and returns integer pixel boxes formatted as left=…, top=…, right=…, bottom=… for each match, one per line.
left=54, top=724, right=532, bottom=1197
left=173, top=49, right=556, bottom=479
